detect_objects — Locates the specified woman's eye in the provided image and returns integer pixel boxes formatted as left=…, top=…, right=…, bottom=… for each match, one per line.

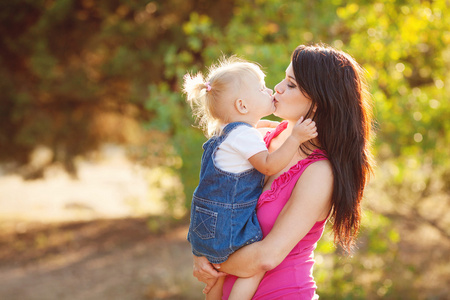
left=285, top=78, right=296, bottom=89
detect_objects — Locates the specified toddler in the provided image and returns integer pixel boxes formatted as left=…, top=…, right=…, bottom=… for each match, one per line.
left=183, top=56, right=317, bottom=300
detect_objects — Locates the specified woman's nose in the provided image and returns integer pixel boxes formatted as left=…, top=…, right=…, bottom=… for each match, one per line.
left=267, top=88, right=273, bottom=96
left=274, top=82, right=282, bottom=94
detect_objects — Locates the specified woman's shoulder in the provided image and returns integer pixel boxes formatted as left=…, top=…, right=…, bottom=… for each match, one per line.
left=303, top=158, right=333, bottom=179
left=296, top=158, right=333, bottom=191
left=292, top=158, right=333, bottom=220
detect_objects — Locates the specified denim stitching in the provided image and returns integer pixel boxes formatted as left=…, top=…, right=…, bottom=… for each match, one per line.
left=193, top=195, right=258, bottom=209
left=193, top=206, right=217, bottom=239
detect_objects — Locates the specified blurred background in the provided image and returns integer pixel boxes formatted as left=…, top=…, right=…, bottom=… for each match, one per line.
left=0, top=0, right=449, bottom=299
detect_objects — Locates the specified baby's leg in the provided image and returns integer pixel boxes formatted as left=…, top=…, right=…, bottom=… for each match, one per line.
left=205, top=276, right=224, bottom=300
left=228, top=271, right=265, bottom=300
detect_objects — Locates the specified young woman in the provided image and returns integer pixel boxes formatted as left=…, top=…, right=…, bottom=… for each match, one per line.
left=192, top=44, right=374, bottom=299
left=183, top=56, right=317, bottom=299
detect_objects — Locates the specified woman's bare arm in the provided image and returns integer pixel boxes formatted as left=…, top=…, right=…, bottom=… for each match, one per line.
left=218, top=160, right=333, bottom=277
left=256, top=119, right=280, bottom=129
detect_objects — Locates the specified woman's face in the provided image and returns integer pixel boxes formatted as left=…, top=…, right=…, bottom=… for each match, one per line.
left=273, top=62, right=313, bottom=121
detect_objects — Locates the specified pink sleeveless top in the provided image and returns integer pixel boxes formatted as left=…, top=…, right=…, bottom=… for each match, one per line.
left=222, top=121, right=328, bottom=299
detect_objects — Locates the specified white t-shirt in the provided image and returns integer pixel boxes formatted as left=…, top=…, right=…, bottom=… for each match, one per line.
left=214, top=125, right=268, bottom=173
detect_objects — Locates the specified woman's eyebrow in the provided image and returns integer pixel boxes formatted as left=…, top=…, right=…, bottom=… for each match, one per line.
left=287, top=75, right=297, bottom=85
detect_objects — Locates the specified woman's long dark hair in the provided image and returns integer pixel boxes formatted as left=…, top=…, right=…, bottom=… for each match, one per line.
left=292, top=44, right=374, bottom=253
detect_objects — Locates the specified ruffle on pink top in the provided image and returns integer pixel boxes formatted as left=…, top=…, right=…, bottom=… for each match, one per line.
left=263, top=121, right=288, bottom=146
left=258, top=121, right=327, bottom=210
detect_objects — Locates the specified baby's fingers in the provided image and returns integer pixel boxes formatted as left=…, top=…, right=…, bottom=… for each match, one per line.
left=305, top=120, right=316, bottom=130
left=295, top=116, right=304, bottom=125
left=301, top=118, right=313, bottom=125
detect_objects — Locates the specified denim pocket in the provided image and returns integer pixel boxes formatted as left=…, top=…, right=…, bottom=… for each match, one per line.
left=192, top=206, right=218, bottom=239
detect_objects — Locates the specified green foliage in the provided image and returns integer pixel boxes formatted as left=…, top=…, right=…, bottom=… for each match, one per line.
left=0, top=0, right=233, bottom=175
left=144, top=81, right=205, bottom=209
left=316, top=212, right=404, bottom=299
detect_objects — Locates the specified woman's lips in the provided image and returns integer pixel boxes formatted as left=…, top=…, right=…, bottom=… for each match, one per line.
left=273, top=95, right=279, bottom=105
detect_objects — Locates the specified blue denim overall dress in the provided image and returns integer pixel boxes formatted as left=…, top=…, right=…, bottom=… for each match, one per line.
left=187, top=122, right=264, bottom=264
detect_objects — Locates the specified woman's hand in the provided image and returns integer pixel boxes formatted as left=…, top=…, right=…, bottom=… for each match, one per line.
left=193, top=256, right=227, bottom=294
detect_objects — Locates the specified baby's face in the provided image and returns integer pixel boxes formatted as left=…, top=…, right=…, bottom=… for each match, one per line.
left=240, top=75, right=276, bottom=121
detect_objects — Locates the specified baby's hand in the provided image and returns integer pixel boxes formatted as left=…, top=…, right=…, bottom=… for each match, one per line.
left=291, top=117, right=317, bottom=144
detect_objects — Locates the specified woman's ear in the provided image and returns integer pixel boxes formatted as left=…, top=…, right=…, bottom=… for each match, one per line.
left=235, top=99, right=248, bottom=114
left=312, top=104, right=317, bottom=113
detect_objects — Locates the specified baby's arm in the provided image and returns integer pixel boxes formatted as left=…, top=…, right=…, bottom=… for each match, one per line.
left=228, top=272, right=265, bottom=300
left=249, top=118, right=317, bottom=176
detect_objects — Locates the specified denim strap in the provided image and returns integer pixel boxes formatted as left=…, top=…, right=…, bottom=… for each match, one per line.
left=221, top=122, right=252, bottom=138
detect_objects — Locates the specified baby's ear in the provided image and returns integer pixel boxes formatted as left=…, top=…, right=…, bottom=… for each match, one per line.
left=235, top=99, right=248, bottom=114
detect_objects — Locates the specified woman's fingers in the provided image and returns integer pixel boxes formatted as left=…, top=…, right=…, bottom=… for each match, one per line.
left=193, top=256, right=227, bottom=281
left=192, top=256, right=227, bottom=294
left=202, top=278, right=218, bottom=294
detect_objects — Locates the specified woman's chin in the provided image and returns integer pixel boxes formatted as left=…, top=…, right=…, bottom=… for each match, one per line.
left=272, top=110, right=283, bottom=118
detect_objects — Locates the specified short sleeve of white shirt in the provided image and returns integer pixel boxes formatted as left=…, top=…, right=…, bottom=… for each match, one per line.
left=214, top=125, right=268, bottom=173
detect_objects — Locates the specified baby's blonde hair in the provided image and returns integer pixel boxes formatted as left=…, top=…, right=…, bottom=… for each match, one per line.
left=183, top=56, right=265, bottom=137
